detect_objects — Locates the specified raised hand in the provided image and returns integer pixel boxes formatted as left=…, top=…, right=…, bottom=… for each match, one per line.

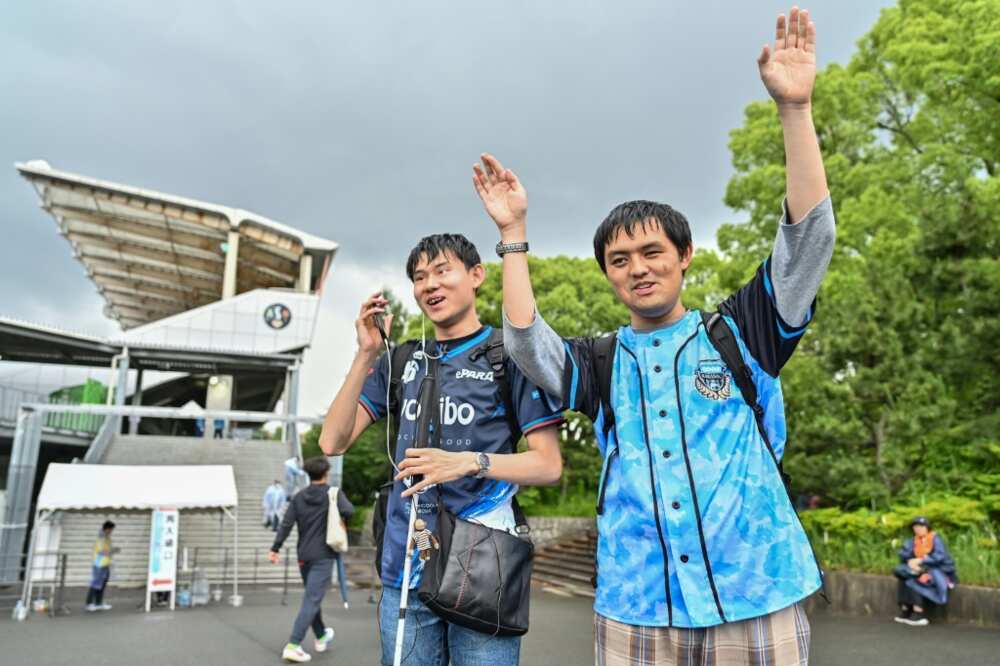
left=472, top=153, right=528, bottom=234
left=758, top=6, right=817, bottom=108
left=355, top=292, right=392, bottom=355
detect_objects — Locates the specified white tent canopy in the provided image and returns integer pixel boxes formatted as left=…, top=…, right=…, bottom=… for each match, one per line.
left=20, top=464, right=241, bottom=617
left=36, top=464, right=238, bottom=511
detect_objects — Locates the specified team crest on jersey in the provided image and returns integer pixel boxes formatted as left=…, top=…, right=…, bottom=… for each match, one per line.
left=402, top=360, right=418, bottom=383
left=694, top=359, right=731, bottom=401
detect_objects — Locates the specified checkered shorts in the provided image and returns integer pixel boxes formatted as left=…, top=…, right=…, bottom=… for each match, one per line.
left=594, top=603, right=810, bottom=666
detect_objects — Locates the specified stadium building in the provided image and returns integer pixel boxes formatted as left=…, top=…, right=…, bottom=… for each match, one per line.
left=0, top=161, right=339, bottom=601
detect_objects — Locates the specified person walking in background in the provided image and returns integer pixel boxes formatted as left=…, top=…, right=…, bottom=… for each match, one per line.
left=893, top=516, right=958, bottom=626
left=263, top=480, right=285, bottom=532
left=269, top=456, right=354, bottom=663
left=284, top=456, right=308, bottom=499
left=84, top=520, right=116, bottom=612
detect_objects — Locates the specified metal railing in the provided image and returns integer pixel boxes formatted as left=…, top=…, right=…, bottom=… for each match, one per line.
left=1, top=403, right=329, bottom=586
left=3, top=544, right=381, bottom=621
left=0, top=551, right=70, bottom=618
left=0, top=385, right=105, bottom=435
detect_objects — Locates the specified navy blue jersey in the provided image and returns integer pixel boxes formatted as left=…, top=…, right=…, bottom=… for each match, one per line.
left=360, top=325, right=563, bottom=588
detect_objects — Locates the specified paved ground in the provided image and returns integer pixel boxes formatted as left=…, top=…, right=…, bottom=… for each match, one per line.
left=2, top=586, right=998, bottom=664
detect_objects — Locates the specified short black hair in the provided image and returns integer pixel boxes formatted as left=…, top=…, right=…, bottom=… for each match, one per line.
left=406, top=233, right=482, bottom=281
left=303, top=456, right=330, bottom=481
left=592, top=200, right=692, bottom=273
left=102, top=520, right=116, bottom=531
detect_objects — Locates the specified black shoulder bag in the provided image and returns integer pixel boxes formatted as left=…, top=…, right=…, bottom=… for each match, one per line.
left=417, top=330, right=534, bottom=636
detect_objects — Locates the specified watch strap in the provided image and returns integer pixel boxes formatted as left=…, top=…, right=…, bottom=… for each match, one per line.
left=496, top=240, right=529, bottom=257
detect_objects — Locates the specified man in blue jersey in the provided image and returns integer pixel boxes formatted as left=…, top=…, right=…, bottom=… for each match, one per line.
left=318, top=233, right=564, bottom=665
left=473, top=7, right=835, bottom=664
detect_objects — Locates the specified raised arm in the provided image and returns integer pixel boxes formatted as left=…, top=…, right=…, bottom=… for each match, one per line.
left=317, top=293, right=393, bottom=455
left=473, top=154, right=534, bottom=327
left=758, top=6, right=828, bottom=223
left=473, top=154, right=568, bottom=399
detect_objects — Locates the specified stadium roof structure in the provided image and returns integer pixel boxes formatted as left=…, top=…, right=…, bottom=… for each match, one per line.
left=15, top=160, right=338, bottom=330
left=0, top=316, right=298, bottom=375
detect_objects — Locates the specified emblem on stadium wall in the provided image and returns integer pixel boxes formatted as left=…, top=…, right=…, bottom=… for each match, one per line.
left=694, top=359, right=731, bottom=401
left=263, top=303, right=292, bottom=330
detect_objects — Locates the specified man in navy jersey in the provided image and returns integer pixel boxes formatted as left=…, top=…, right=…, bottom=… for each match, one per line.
left=318, top=233, right=564, bottom=666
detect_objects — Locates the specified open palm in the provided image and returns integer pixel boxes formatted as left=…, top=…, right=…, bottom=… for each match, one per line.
left=472, top=153, right=527, bottom=232
left=758, top=7, right=817, bottom=106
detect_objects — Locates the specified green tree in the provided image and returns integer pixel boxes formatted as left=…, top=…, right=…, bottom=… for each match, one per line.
left=721, top=0, right=1000, bottom=509
left=476, top=255, right=629, bottom=336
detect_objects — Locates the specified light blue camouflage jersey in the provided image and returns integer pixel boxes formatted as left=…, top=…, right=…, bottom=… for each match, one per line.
left=505, top=197, right=836, bottom=628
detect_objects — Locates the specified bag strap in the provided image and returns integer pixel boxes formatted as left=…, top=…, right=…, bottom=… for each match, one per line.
left=593, top=333, right=618, bottom=435
left=700, top=312, right=758, bottom=410
left=472, top=328, right=530, bottom=534
left=700, top=311, right=789, bottom=489
left=483, top=329, right=522, bottom=447
left=387, top=340, right=420, bottom=423
left=326, top=486, right=340, bottom=516
left=384, top=340, right=420, bottom=481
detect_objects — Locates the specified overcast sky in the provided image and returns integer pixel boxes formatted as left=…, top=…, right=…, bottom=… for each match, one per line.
left=1, top=1, right=892, bottom=414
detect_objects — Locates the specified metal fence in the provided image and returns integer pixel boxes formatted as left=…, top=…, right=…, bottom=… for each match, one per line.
left=1, top=545, right=380, bottom=621
left=0, top=385, right=105, bottom=435
left=0, top=550, right=71, bottom=618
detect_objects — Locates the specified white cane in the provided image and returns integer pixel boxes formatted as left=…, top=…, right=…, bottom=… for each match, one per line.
left=392, top=491, right=419, bottom=666
left=387, top=323, right=440, bottom=666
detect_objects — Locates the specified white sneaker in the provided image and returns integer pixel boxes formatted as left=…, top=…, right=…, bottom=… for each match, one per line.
left=344, top=601, right=350, bottom=609
left=314, top=627, right=335, bottom=653
left=98, top=603, right=112, bottom=611
left=282, top=643, right=312, bottom=663
left=84, top=604, right=99, bottom=612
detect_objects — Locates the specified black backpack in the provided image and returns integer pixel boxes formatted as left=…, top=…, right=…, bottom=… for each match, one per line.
left=371, top=329, right=521, bottom=577
left=591, top=310, right=790, bottom=491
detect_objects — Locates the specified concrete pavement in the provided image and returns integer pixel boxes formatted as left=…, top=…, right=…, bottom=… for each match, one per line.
left=1, top=586, right=998, bottom=665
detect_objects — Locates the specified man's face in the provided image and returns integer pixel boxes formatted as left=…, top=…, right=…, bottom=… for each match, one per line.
left=913, top=525, right=929, bottom=537
left=411, top=250, right=484, bottom=328
left=602, top=219, right=693, bottom=323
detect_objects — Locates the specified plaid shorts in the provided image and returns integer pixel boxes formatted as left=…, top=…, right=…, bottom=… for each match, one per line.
left=594, top=603, right=810, bottom=666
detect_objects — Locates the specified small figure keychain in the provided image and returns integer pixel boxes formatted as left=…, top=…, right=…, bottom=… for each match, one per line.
left=409, top=518, right=440, bottom=562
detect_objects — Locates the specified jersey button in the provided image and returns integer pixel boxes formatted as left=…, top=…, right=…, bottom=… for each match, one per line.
left=661, top=450, right=671, bottom=459
left=680, top=554, right=689, bottom=563
left=658, top=409, right=667, bottom=417
left=654, top=365, right=662, bottom=373
left=671, top=501, right=681, bottom=510
left=652, top=339, right=661, bottom=347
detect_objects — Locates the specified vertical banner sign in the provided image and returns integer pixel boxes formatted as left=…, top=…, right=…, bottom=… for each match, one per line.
left=146, top=508, right=179, bottom=611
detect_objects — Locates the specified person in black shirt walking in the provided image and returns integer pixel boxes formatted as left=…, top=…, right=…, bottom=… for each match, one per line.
left=270, top=456, right=354, bottom=663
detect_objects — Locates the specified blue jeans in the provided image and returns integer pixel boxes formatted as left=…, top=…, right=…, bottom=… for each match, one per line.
left=379, top=585, right=521, bottom=666
left=290, top=559, right=333, bottom=644
left=333, top=553, right=349, bottom=604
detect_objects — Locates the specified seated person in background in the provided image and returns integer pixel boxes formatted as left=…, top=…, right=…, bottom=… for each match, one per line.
left=893, top=516, right=958, bottom=626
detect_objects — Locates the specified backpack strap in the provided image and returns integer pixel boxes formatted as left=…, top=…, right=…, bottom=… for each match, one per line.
left=592, top=333, right=618, bottom=435
left=700, top=311, right=790, bottom=490
left=384, top=340, right=420, bottom=480
left=471, top=328, right=522, bottom=449
left=387, top=340, right=419, bottom=425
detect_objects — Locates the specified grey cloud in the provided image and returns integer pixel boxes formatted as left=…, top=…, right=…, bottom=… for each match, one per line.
left=2, top=1, right=892, bottom=405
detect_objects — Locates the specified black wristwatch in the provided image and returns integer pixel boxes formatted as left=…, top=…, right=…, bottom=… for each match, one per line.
left=496, top=240, right=529, bottom=257
left=474, top=452, right=491, bottom=479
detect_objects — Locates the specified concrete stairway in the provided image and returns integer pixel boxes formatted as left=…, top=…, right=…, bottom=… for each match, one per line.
left=56, top=435, right=302, bottom=588
left=532, top=531, right=597, bottom=598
